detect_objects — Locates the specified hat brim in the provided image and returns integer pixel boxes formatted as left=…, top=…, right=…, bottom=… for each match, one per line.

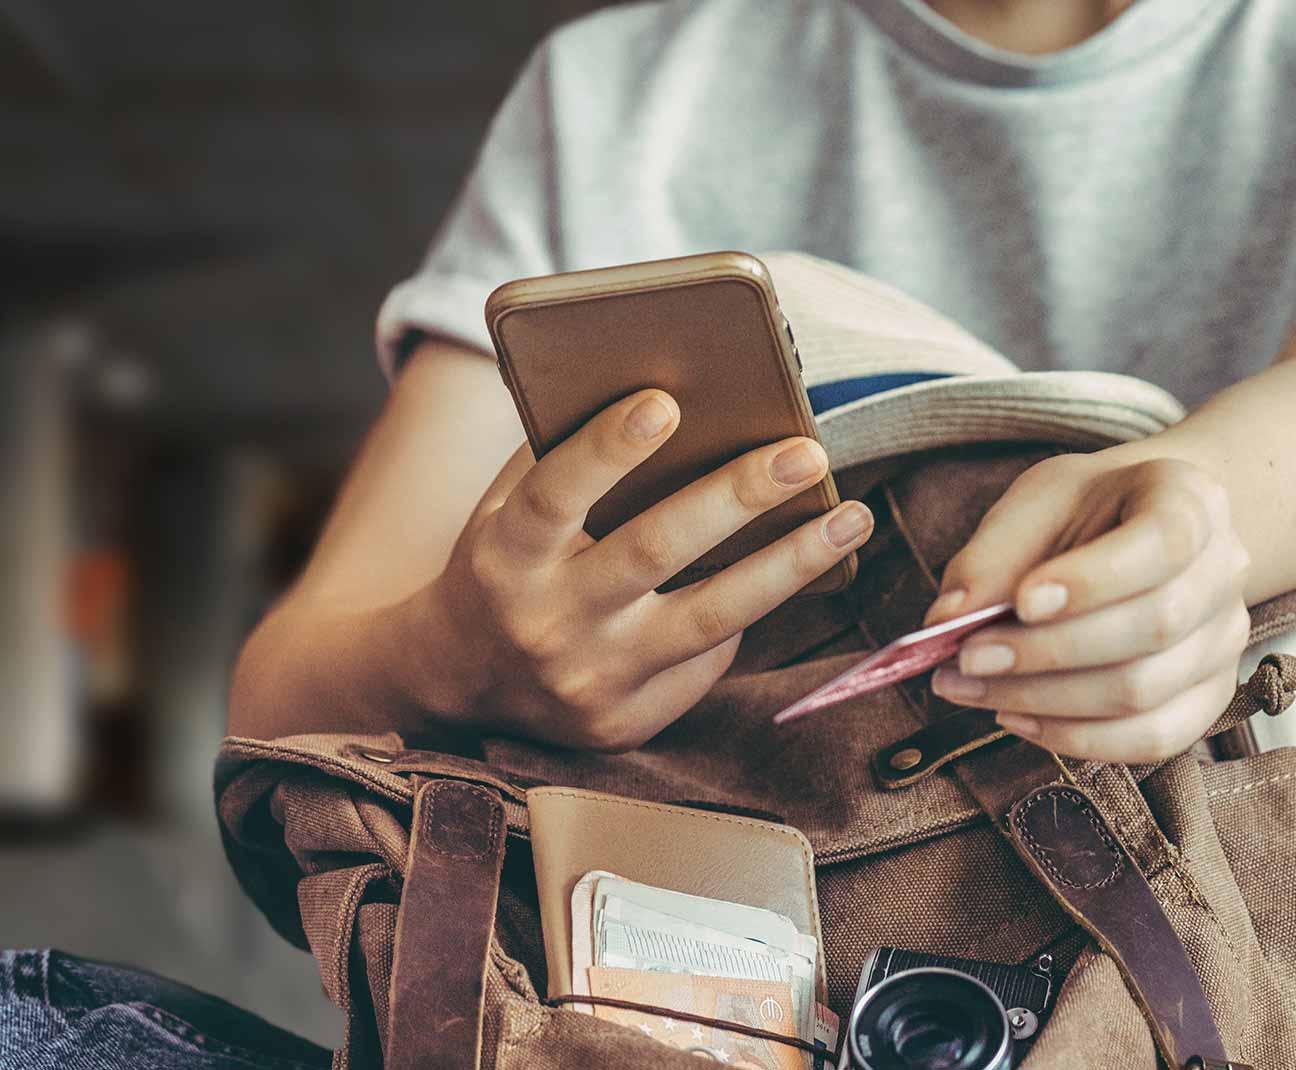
left=815, top=370, right=1186, bottom=474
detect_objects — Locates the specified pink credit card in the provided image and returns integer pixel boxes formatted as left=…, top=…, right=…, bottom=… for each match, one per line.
left=771, top=602, right=1016, bottom=726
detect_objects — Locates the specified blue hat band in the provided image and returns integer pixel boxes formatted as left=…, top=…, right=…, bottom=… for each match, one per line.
left=807, top=372, right=956, bottom=416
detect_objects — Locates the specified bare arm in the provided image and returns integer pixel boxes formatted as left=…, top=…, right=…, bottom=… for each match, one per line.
left=227, top=340, right=525, bottom=739
left=1101, top=331, right=1296, bottom=606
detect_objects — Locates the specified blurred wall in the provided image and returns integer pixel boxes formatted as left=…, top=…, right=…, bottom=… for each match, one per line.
left=0, top=0, right=620, bottom=1045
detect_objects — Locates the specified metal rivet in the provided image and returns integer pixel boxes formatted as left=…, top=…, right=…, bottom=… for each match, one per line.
left=360, top=750, right=395, bottom=764
left=1007, top=1007, right=1039, bottom=1040
left=890, top=747, right=923, bottom=771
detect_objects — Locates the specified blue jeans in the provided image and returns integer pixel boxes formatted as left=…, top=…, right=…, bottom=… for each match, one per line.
left=0, top=950, right=330, bottom=1070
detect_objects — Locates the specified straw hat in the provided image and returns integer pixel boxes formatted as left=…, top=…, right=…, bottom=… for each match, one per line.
left=761, top=252, right=1186, bottom=474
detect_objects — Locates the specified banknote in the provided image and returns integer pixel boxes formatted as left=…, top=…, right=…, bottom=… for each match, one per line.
left=590, top=876, right=811, bottom=961
left=570, top=872, right=822, bottom=1066
left=588, top=966, right=803, bottom=1070
left=813, top=1003, right=839, bottom=1070
left=597, top=899, right=815, bottom=1045
left=570, top=869, right=620, bottom=1003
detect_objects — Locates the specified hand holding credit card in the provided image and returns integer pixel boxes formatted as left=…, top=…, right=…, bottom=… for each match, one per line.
left=772, top=603, right=1015, bottom=725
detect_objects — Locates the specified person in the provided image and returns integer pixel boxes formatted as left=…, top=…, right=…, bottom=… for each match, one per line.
left=9, top=3, right=1294, bottom=1069
left=229, top=0, right=1296, bottom=766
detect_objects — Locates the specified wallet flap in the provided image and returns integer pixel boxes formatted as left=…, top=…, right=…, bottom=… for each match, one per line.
left=527, top=786, right=827, bottom=1003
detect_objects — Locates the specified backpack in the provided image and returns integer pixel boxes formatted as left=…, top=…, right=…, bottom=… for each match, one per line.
left=215, top=442, right=1296, bottom=1070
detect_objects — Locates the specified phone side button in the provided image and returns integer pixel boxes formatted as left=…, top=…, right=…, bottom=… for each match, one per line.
left=783, top=318, right=803, bottom=374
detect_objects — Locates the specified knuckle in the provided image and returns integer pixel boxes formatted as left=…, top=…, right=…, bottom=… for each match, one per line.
left=1139, top=457, right=1181, bottom=480
left=506, top=612, right=563, bottom=663
left=1228, top=603, right=1252, bottom=652
left=581, top=717, right=645, bottom=754
left=1138, top=716, right=1181, bottom=761
left=688, top=598, right=737, bottom=649
left=1151, top=504, right=1208, bottom=567
left=544, top=663, right=607, bottom=714
left=466, top=538, right=504, bottom=590
left=1024, top=452, right=1082, bottom=483
left=1113, top=662, right=1161, bottom=717
left=1023, top=634, right=1065, bottom=674
left=517, top=477, right=573, bottom=528
left=941, top=546, right=980, bottom=589
left=1231, top=541, right=1252, bottom=583
left=730, top=459, right=777, bottom=514
left=624, top=519, right=679, bottom=577
left=786, top=527, right=823, bottom=578
left=1201, top=476, right=1231, bottom=517
left=1146, top=588, right=1190, bottom=647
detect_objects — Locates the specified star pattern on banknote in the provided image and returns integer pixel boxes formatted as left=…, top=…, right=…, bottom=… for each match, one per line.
left=638, top=1023, right=653, bottom=1036
left=691, top=1025, right=705, bottom=1041
left=714, top=1047, right=730, bottom=1063
left=663, top=1018, right=677, bottom=1031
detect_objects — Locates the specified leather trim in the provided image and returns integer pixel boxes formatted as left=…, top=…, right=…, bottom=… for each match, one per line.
left=386, top=778, right=506, bottom=1070
left=873, top=707, right=1004, bottom=790
left=339, top=743, right=542, bottom=803
left=1009, top=784, right=1227, bottom=1069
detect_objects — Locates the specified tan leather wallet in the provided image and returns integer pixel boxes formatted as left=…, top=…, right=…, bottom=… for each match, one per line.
left=527, top=786, right=827, bottom=1002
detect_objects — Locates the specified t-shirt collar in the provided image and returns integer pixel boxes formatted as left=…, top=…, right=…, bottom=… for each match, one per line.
left=856, top=0, right=1233, bottom=87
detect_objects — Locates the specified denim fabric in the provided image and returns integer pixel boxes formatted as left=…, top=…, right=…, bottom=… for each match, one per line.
left=0, top=950, right=330, bottom=1070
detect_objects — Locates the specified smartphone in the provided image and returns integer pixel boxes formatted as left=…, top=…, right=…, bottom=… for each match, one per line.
left=484, top=251, right=856, bottom=596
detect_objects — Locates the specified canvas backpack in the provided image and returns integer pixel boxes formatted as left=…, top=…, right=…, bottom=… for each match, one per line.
left=216, top=442, right=1296, bottom=1070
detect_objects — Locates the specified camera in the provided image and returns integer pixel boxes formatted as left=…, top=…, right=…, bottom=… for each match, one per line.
left=838, top=948, right=1056, bottom=1070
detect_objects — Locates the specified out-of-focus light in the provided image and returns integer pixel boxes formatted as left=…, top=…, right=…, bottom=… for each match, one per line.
left=44, top=320, right=96, bottom=371
left=95, top=354, right=158, bottom=408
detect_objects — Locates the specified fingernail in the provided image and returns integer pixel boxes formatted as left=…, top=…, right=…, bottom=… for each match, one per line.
left=997, top=712, right=1041, bottom=740
left=825, top=503, right=871, bottom=548
left=1019, top=582, right=1068, bottom=622
left=960, top=642, right=1016, bottom=676
left=771, top=442, right=825, bottom=486
left=626, top=396, right=672, bottom=439
left=931, top=666, right=987, bottom=701
left=925, top=589, right=966, bottom=624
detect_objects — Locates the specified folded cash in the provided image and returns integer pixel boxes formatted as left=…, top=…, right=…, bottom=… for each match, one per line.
left=571, top=872, right=823, bottom=1067
left=588, top=966, right=802, bottom=1070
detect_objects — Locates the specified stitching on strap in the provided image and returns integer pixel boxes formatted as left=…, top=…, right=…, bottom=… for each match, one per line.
left=1012, top=787, right=1123, bottom=889
left=1205, top=770, right=1296, bottom=798
left=421, top=780, right=501, bottom=864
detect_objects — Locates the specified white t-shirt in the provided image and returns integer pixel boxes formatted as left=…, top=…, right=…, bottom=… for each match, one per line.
left=377, top=0, right=1296, bottom=410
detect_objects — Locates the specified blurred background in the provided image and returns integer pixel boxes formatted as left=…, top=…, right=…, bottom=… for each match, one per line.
left=0, top=0, right=616, bottom=1046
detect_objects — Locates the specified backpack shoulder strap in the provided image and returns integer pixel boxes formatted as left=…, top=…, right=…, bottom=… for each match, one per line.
left=387, top=777, right=507, bottom=1070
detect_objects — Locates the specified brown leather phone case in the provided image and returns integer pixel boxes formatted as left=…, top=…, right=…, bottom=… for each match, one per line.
left=527, top=786, right=828, bottom=1003
left=485, top=251, right=855, bottom=596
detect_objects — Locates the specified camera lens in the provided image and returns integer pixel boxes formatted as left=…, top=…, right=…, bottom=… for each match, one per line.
left=847, top=967, right=1011, bottom=1070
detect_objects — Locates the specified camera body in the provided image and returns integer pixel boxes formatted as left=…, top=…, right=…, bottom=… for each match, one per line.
left=838, top=948, right=1056, bottom=1070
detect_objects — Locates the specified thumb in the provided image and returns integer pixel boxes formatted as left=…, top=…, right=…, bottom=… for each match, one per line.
left=924, top=463, right=1083, bottom=626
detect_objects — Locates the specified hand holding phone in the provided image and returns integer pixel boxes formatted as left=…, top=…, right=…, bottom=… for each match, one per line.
left=427, top=385, right=873, bottom=751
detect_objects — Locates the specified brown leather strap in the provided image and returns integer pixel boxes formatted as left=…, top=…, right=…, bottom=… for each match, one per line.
left=873, top=707, right=1003, bottom=789
left=386, top=777, right=506, bottom=1070
left=1008, top=783, right=1228, bottom=1069
left=879, top=700, right=1232, bottom=1068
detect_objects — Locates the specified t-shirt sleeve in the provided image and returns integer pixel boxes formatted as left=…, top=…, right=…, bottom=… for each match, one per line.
left=375, top=38, right=564, bottom=379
